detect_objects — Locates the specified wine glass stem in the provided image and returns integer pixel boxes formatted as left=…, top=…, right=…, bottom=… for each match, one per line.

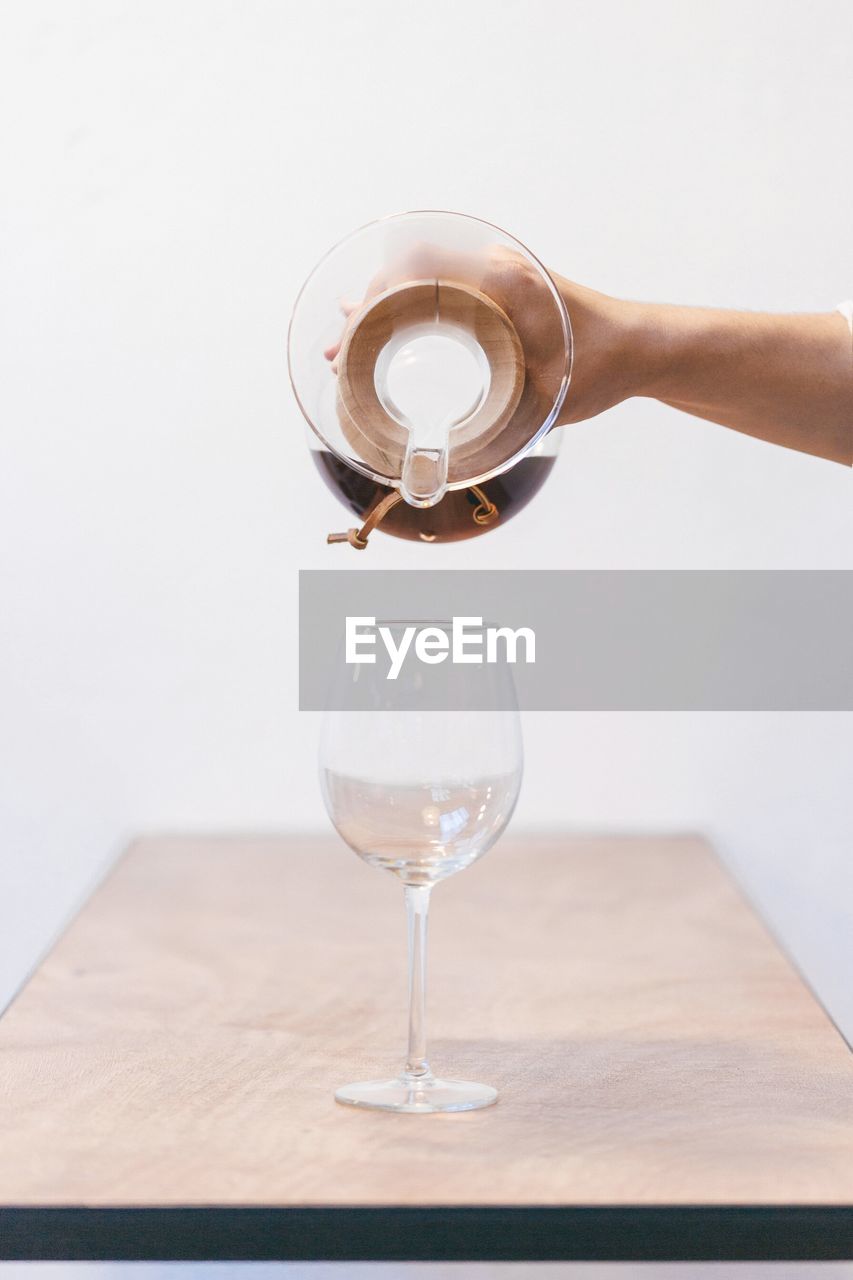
left=404, top=883, right=432, bottom=1080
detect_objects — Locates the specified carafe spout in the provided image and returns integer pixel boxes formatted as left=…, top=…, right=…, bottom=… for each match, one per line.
left=400, top=444, right=449, bottom=508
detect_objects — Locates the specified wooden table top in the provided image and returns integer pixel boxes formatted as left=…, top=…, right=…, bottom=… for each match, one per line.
left=1, top=833, right=852, bottom=1262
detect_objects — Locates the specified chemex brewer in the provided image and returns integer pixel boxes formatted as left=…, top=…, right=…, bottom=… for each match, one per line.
left=288, top=211, right=573, bottom=548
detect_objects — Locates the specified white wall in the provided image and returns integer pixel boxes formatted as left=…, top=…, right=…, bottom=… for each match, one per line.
left=2, top=0, right=852, bottom=1072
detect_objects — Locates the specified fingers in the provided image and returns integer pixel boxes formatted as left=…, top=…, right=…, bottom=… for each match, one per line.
left=324, top=297, right=363, bottom=366
left=320, top=247, right=533, bottom=368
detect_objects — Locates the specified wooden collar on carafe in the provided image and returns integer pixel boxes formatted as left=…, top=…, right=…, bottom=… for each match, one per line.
left=328, top=276, right=521, bottom=548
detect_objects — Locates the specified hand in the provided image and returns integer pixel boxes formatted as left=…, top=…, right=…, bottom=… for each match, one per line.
left=323, top=244, right=625, bottom=428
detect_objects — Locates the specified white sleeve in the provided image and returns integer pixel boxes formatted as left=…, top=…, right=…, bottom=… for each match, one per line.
left=838, top=300, right=853, bottom=347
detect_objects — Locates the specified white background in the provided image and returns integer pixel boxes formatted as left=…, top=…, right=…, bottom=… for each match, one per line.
left=1, top=1, right=852, bottom=1276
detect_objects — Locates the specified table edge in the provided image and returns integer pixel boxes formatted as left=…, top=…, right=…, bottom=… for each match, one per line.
left=1, top=1204, right=852, bottom=1261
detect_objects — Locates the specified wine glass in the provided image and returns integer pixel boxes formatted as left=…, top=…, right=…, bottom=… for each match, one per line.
left=319, top=622, right=523, bottom=1112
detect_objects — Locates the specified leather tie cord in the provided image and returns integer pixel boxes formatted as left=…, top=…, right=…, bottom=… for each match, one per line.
left=327, top=485, right=498, bottom=549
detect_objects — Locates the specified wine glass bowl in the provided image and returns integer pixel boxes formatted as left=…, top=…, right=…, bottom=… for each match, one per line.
left=321, top=718, right=522, bottom=887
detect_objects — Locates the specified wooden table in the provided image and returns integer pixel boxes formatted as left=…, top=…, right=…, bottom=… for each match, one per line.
left=1, top=834, right=852, bottom=1261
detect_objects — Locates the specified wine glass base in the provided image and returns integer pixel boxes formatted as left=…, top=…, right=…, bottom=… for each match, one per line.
left=335, top=1074, right=497, bottom=1113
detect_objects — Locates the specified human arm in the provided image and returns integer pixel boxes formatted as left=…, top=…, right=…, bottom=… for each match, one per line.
left=554, top=276, right=853, bottom=465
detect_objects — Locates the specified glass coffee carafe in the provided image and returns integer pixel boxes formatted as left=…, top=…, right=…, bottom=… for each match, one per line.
left=288, top=211, right=573, bottom=548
